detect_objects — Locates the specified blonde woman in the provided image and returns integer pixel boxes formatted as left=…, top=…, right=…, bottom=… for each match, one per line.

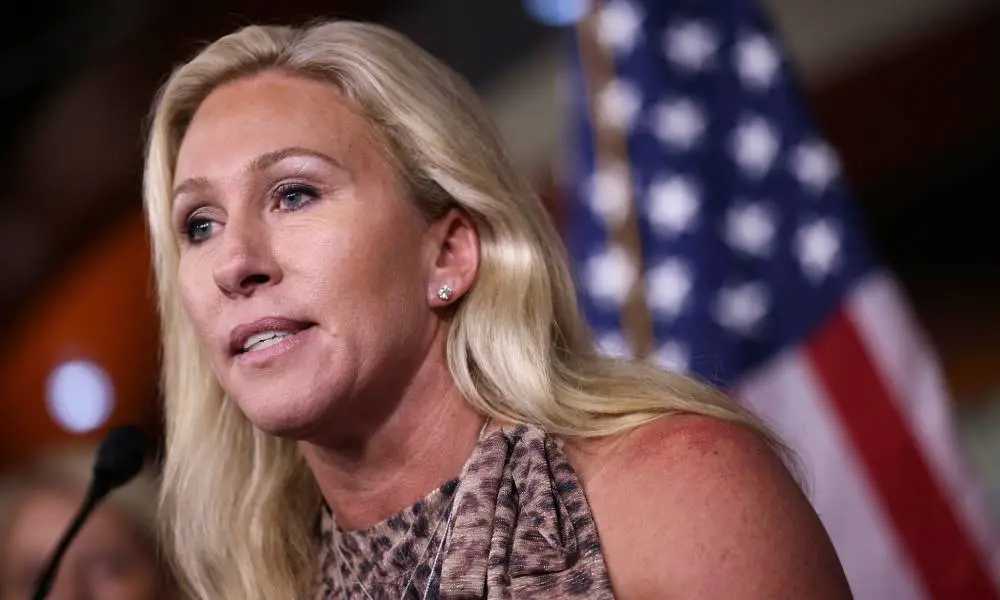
left=0, top=446, right=176, bottom=600
left=144, top=19, right=852, bottom=600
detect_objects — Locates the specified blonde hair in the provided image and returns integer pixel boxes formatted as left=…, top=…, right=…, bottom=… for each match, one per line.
left=143, top=19, right=786, bottom=600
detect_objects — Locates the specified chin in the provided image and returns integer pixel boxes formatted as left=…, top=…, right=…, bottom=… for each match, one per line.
left=228, top=382, right=337, bottom=440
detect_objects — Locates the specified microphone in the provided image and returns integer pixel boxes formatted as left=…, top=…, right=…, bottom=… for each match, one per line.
left=30, top=425, right=149, bottom=600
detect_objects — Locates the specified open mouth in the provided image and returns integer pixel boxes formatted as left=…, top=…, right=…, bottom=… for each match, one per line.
left=231, top=321, right=315, bottom=356
left=241, top=330, right=297, bottom=353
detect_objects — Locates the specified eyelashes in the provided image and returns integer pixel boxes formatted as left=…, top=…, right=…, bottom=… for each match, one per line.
left=184, top=215, right=214, bottom=243
left=273, top=182, right=320, bottom=212
left=179, top=182, right=323, bottom=245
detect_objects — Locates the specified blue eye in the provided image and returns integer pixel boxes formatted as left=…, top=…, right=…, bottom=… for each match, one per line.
left=277, top=184, right=319, bottom=211
left=185, top=217, right=214, bottom=243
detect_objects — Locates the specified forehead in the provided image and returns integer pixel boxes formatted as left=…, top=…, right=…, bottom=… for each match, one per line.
left=174, top=71, right=377, bottom=181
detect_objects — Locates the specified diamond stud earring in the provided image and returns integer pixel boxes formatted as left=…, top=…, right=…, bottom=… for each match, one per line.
left=436, top=285, right=453, bottom=301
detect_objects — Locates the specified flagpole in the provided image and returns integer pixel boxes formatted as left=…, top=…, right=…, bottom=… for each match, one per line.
left=576, top=1, right=654, bottom=358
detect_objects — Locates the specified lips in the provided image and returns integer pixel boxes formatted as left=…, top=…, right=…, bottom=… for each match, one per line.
left=229, top=317, right=314, bottom=356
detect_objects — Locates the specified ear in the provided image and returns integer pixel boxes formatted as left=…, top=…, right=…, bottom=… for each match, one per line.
left=425, top=208, right=479, bottom=307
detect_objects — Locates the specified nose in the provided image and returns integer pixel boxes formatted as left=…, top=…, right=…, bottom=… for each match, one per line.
left=212, top=215, right=282, bottom=297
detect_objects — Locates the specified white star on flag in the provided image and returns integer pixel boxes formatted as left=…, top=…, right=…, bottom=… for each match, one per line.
left=652, top=340, right=689, bottom=372
left=731, top=115, right=780, bottom=178
left=795, top=219, right=841, bottom=282
left=587, top=161, right=632, bottom=226
left=724, top=202, right=777, bottom=257
left=713, top=281, right=770, bottom=335
left=651, top=97, right=707, bottom=149
left=734, top=32, right=781, bottom=90
left=646, top=174, right=700, bottom=236
left=645, top=258, right=693, bottom=319
left=790, top=141, right=841, bottom=194
left=585, top=245, right=638, bottom=307
left=664, top=20, right=719, bottom=71
left=598, top=78, right=643, bottom=131
left=596, top=331, right=633, bottom=358
left=596, top=0, right=643, bottom=56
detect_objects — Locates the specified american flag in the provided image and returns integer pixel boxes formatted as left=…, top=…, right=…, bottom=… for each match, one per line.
left=563, top=1, right=1000, bottom=598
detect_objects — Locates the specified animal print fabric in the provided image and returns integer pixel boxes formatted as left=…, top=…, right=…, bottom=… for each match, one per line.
left=315, top=424, right=616, bottom=599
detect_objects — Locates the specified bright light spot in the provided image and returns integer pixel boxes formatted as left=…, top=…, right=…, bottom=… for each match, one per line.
left=524, top=0, right=593, bottom=26
left=45, top=360, right=115, bottom=434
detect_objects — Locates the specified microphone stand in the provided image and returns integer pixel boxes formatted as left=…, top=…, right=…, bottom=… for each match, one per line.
left=30, top=480, right=111, bottom=600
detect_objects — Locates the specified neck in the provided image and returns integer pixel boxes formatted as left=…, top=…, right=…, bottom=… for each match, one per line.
left=300, top=354, right=486, bottom=531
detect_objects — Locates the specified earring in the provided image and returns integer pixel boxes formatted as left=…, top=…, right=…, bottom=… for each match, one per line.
left=436, top=285, right=453, bottom=301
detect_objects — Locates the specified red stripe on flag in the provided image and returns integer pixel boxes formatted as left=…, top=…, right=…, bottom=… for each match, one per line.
left=807, top=307, right=997, bottom=599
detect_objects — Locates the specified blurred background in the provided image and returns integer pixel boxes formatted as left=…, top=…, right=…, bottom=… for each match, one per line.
left=0, top=0, right=997, bottom=587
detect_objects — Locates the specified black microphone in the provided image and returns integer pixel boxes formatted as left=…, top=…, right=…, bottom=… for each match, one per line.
left=30, top=425, right=149, bottom=600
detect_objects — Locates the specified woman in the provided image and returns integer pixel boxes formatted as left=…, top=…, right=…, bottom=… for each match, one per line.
left=144, top=19, right=853, bottom=599
left=0, top=446, right=175, bottom=600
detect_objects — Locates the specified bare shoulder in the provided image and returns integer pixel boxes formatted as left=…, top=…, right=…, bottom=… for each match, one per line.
left=563, top=414, right=853, bottom=599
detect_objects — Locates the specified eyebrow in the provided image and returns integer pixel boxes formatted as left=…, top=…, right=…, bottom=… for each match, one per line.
left=171, top=146, right=342, bottom=201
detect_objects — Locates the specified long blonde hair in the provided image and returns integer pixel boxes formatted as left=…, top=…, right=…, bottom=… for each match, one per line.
left=143, top=19, right=785, bottom=600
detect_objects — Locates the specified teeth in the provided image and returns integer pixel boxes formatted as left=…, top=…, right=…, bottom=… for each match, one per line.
left=242, top=331, right=292, bottom=352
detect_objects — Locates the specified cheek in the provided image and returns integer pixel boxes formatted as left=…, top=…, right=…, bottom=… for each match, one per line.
left=282, top=213, right=427, bottom=299
left=177, top=257, right=219, bottom=336
left=279, top=215, right=431, bottom=352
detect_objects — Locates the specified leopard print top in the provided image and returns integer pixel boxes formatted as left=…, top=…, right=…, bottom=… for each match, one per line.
left=314, top=424, right=615, bottom=599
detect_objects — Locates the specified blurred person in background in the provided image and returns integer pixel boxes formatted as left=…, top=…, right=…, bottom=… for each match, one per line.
left=0, top=445, right=176, bottom=600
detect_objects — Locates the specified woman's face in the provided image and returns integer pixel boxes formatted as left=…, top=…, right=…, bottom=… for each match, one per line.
left=0, top=488, right=163, bottom=600
left=171, top=71, right=476, bottom=439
